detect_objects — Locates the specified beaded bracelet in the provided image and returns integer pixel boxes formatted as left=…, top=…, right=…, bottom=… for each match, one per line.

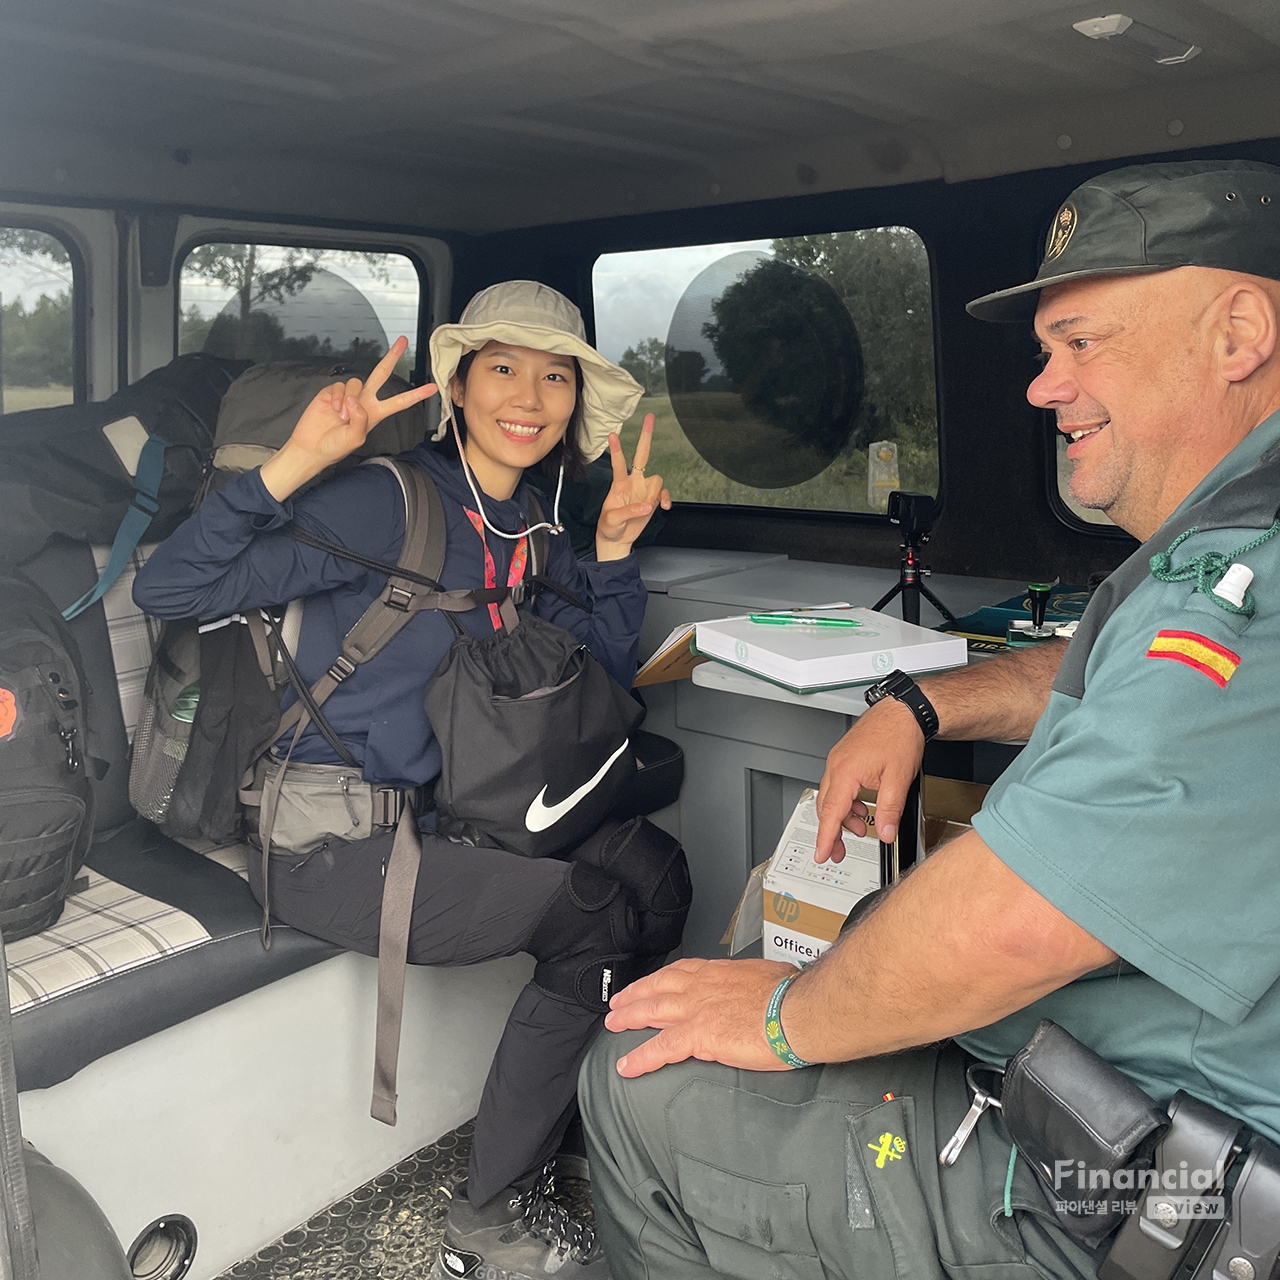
left=765, top=972, right=814, bottom=1069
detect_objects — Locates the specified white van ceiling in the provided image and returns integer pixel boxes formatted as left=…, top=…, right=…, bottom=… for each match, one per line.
left=1, top=0, right=1278, bottom=232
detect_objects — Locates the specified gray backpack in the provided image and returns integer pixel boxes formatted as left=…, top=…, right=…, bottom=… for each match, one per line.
left=202, top=360, right=431, bottom=497
left=129, top=359, right=432, bottom=837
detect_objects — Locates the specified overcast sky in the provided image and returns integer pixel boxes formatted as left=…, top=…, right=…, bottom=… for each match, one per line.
left=591, top=239, right=773, bottom=364
left=0, top=250, right=73, bottom=309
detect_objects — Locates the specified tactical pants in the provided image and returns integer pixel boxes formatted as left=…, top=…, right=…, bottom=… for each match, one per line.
left=249, top=828, right=600, bottom=1208
left=580, top=1029, right=1102, bottom=1280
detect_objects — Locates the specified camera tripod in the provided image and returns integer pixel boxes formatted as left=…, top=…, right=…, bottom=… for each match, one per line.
left=872, top=491, right=957, bottom=627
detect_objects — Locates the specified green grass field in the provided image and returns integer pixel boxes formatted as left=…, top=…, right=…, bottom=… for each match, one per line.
left=618, top=395, right=938, bottom=514
left=2, top=385, right=73, bottom=412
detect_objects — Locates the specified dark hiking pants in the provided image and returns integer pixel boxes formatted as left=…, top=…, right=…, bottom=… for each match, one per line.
left=580, top=1030, right=1101, bottom=1280
left=249, top=828, right=601, bottom=1208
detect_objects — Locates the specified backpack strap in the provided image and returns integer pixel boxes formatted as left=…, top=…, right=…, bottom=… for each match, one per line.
left=62, top=433, right=168, bottom=621
left=252, top=458, right=447, bottom=948
left=527, top=491, right=551, bottom=579
left=272, top=458, right=460, bottom=741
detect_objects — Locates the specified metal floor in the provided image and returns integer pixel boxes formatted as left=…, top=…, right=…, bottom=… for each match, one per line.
left=217, top=1121, right=594, bottom=1279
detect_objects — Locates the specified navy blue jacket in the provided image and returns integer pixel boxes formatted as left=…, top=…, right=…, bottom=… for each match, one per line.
left=133, top=447, right=647, bottom=789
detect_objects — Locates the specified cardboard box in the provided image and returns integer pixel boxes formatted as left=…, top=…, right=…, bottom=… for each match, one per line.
left=723, top=777, right=989, bottom=966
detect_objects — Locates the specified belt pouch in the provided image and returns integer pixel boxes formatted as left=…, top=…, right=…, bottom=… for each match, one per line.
left=245, top=757, right=375, bottom=857
left=1002, top=1020, right=1168, bottom=1248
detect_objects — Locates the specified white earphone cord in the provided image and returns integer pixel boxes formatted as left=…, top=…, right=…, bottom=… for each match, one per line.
left=449, top=413, right=565, bottom=540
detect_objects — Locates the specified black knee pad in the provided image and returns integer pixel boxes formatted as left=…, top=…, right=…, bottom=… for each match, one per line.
left=527, top=861, right=642, bottom=1013
left=567, top=818, right=692, bottom=958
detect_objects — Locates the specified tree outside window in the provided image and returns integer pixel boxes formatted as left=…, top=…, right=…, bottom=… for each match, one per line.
left=0, top=228, right=76, bottom=412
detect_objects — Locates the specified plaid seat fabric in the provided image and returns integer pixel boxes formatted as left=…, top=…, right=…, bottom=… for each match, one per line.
left=91, top=541, right=162, bottom=743
left=7, top=869, right=211, bottom=1015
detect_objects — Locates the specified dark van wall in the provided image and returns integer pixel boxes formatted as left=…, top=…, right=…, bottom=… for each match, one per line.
left=450, top=136, right=1280, bottom=585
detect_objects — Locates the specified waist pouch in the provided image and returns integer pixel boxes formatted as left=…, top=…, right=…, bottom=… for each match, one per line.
left=241, top=756, right=427, bottom=858
left=999, top=1020, right=1168, bottom=1248
left=425, top=611, right=643, bottom=857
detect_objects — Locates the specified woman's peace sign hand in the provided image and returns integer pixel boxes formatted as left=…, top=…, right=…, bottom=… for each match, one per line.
left=595, top=414, right=671, bottom=562
left=261, top=337, right=438, bottom=501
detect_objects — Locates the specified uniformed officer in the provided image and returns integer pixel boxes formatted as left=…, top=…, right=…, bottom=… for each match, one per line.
left=579, top=159, right=1280, bottom=1280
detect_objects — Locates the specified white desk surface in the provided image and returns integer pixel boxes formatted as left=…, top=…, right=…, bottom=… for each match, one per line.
left=635, top=546, right=788, bottom=592
left=691, top=660, right=874, bottom=716
left=691, top=658, right=1024, bottom=744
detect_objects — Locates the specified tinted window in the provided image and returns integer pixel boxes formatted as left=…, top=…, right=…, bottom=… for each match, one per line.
left=0, top=227, right=78, bottom=412
left=592, top=228, right=938, bottom=514
left=178, top=244, right=422, bottom=376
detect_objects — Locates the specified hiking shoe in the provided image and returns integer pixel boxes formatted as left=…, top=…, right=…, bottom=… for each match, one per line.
left=429, top=1165, right=609, bottom=1280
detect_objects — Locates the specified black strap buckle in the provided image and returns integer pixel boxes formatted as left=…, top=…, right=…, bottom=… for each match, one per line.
left=372, top=788, right=404, bottom=827
left=131, top=490, right=161, bottom=517
left=327, top=654, right=357, bottom=683
left=386, top=585, right=414, bottom=611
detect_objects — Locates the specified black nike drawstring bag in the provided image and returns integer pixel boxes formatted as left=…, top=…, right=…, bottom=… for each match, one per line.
left=424, top=610, right=643, bottom=856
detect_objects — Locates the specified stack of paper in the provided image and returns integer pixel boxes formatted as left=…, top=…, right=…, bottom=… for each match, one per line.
left=692, top=607, right=966, bottom=694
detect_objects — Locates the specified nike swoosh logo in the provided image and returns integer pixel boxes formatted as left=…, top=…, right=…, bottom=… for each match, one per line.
left=525, top=739, right=630, bottom=833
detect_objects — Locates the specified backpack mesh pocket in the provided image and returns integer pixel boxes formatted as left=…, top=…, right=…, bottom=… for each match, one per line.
left=128, top=695, right=190, bottom=823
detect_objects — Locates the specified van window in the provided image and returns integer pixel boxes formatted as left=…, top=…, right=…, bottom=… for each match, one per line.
left=592, top=228, right=938, bottom=514
left=177, top=243, right=422, bottom=376
left=0, top=227, right=78, bottom=412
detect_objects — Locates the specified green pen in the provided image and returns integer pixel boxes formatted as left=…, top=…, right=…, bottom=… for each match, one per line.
left=748, top=614, right=862, bottom=628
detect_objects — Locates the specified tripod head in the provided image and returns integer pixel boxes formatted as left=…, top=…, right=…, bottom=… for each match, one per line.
left=886, top=491, right=936, bottom=546
left=874, top=491, right=956, bottom=627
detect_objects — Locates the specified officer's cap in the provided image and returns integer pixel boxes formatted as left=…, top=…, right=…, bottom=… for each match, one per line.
left=967, top=160, right=1280, bottom=323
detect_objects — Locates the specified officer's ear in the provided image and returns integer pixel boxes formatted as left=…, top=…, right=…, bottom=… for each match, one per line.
left=1216, top=279, right=1277, bottom=383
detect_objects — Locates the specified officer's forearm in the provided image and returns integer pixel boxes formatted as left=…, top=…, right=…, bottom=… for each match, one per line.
left=780, top=828, right=1115, bottom=1065
left=919, top=640, right=1067, bottom=743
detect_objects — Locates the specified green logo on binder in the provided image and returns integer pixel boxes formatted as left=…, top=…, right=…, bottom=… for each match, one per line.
left=872, top=651, right=893, bottom=674
left=735, top=640, right=749, bottom=662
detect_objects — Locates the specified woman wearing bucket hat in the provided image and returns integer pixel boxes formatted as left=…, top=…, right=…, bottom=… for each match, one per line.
left=135, top=281, right=687, bottom=1280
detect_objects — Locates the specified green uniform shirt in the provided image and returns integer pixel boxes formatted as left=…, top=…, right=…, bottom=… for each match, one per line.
left=959, top=410, right=1280, bottom=1142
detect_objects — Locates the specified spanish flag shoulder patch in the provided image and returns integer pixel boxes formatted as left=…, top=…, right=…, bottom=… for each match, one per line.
left=1146, top=630, right=1241, bottom=688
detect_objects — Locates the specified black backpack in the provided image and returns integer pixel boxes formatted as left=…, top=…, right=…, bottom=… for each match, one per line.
left=0, top=353, right=248, bottom=577
left=0, top=571, right=102, bottom=939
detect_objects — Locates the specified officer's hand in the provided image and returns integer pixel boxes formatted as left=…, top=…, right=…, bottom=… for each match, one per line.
left=814, top=698, right=924, bottom=862
left=604, top=957, right=797, bottom=1078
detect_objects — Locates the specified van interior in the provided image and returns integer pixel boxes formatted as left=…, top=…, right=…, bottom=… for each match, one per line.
left=1, top=1, right=1277, bottom=1276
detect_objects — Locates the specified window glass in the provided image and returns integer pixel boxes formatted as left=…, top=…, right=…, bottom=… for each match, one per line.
left=0, top=227, right=77, bottom=412
left=1056, top=435, right=1114, bottom=526
left=592, top=228, right=938, bottom=513
left=178, top=244, right=421, bottom=376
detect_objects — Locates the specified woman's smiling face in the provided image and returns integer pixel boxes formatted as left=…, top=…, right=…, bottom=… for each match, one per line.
left=451, top=341, right=578, bottom=497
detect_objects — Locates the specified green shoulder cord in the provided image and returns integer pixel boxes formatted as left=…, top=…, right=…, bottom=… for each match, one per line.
left=1149, top=519, right=1280, bottom=616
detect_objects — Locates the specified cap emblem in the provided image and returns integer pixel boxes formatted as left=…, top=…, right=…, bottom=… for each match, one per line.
left=1044, top=203, right=1077, bottom=263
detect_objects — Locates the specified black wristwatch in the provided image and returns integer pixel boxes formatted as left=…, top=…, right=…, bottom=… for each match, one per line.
left=864, top=669, right=939, bottom=741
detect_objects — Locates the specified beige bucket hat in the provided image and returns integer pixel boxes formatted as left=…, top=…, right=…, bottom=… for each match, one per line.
left=429, top=280, right=644, bottom=463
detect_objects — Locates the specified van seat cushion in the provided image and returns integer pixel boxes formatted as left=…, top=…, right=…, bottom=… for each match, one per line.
left=11, top=819, right=340, bottom=1091
left=7, top=869, right=210, bottom=1014
left=91, top=541, right=160, bottom=743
